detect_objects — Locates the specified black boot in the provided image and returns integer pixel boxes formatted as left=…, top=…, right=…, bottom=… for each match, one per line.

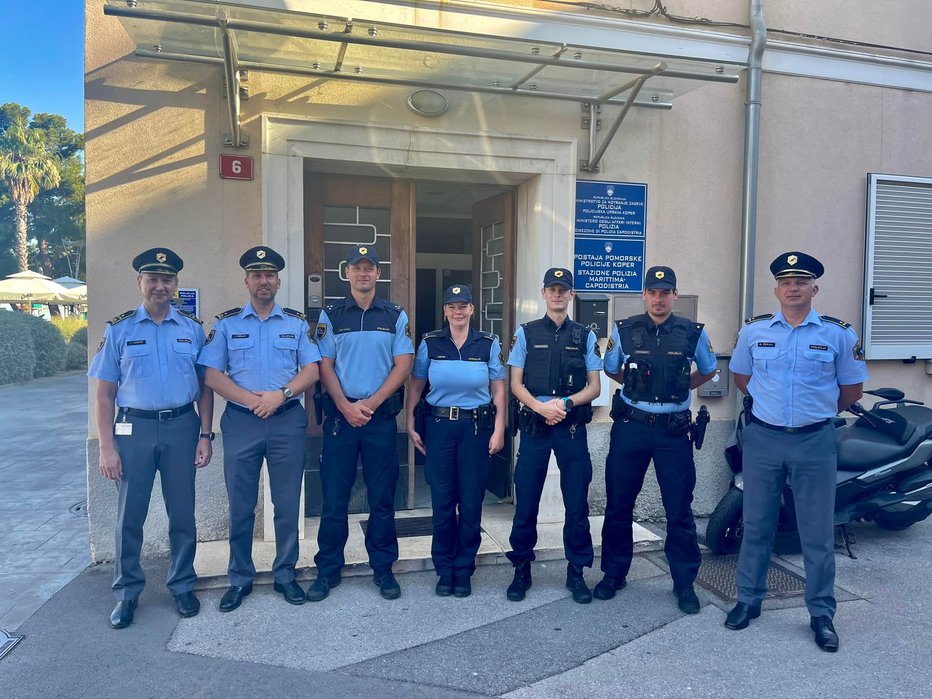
left=506, top=562, right=532, bottom=601
left=565, top=564, right=592, bottom=604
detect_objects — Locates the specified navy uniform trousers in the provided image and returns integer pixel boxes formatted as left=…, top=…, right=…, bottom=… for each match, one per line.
left=737, top=422, right=837, bottom=618
left=425, top=417, right=492, bottom=577
left=113, top=410, right=199, bottom=601
left=508, top=421, right=594, bottom=568
left=315, top=412, right=399, bottom=576
left=601, top=418, right=701, bottom=588
left=221, top=403, right=307, bottom=586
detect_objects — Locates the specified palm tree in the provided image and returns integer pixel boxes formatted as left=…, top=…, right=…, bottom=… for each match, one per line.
left=0, top=117, right=61, bottom=271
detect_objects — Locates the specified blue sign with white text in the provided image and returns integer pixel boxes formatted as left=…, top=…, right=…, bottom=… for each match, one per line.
left=172, top=288, right=200, bottom=318
left=574, top=181, right=647, bottom=292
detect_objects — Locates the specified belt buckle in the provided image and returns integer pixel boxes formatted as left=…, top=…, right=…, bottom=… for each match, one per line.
left=785, top=426, right=798, bottom=434
left=158, top=409, right=173, bottom=421
left=645, top=412, right=657, bottom=425
left=449, top=407, right=460, bottom=421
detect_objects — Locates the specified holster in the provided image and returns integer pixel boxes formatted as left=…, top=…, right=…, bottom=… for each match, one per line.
left=509, top=397, right=521, bottom=436
left=610, top=389, right=625, bottom=421
left=691, top=404, right=710, bottom=449
left=414, top=398, right=428, bottom=435
left=312, top=382, right=324, bottom=425
left=518, top=408, right=547, bottom=437
left=378, top=388, right=405, bottom=418
left=475, top=403, right=496, bottom=430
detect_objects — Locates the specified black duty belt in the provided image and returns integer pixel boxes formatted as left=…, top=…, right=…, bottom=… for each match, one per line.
left=119, top=403, right=195, bottom=421
left=430, top=406, right=479, bottom=420
left=622, top=404, right=688, bottom=427
left=748, top=412, right=830, bottom=434
left=227, top=400, right=301, bottom=417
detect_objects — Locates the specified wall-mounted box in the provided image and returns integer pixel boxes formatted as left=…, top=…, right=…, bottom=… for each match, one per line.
left=697, top=355, right=731, bottom=398
left=575, top=293, right=609, bottom=339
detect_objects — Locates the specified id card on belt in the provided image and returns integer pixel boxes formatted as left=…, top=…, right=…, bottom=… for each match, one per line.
left=115, top=422, right=133, bottom=436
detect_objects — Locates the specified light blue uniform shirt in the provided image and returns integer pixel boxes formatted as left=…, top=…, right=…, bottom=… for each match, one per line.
left=729, top=308, right=869, bottom=427
left=604, top=317, right=717, bottom=414
left=88, top=303, right=205, bottom=411
left=412, top=327, right=506, bottom=409
left=507, top=319, right=602, bottom=404
left=196, top=302, right=320, bottom=403
left=316, top=296, right=415, bottom=399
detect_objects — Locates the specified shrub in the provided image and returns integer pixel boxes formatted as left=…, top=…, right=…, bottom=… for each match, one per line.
left=51, top=316, right=87, bottom=342
left=15, top=312, right=66, bottom=377
left=66, top=339, right=88, bottom=370
left=71, top=325, right=88, bottom=346
left=0, top=311, right=36, bottom=385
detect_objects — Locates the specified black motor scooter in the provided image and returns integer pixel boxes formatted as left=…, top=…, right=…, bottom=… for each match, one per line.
left=706, top=388, right=932, bottom=557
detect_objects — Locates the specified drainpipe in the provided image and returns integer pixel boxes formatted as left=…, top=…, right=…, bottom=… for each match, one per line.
left=739, top=0, right=766, bottom=326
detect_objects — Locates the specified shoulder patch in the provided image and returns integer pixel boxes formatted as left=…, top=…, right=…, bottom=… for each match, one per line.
left=404, top=322, right=412, bottom=338
left=107, top=309, right=134, bottom=326
left=510, top=334, right=518, bottom=351
left=283, top=307, right=307, bottom=320
left=314, top=322, right=328, bottom=341
left=205, top=328, right=216, bottom=345
left=606, top=337, right=615, bottom=353
left=177, top=308, right=203, bottom=324
left=215, top=307, right=242, bottom=321
left=594, top=342, right=602, bottom=358
left=744, top=313, right=774, bottom=324
left=853, top=340, right=865, bottom=361
left=820, top=314, right=852, bottom=329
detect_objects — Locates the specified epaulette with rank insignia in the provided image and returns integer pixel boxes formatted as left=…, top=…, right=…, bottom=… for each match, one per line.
left=282, top=307, right=307, bottom=320
left=744, top=313, right=774, bottom=324
left=215, top=307, right=241, bottom=320
left=177, top=308, right=203, bottom=324
left=107, top=310, right=134, bottom=326
left=480, top=332, right=496, bottom=341
left=820, top=314, right=851, bottom=329
left=385, top=301, right=404, bottom=312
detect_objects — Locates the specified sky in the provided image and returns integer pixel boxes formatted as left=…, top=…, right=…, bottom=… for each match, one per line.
left=3, top=4, right=85, bottom=130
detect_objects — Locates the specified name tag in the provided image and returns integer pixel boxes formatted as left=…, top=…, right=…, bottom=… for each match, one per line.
left=757, top=341, right=776, bottom=347
left=176, top=338, right=192, bottom=344
left=231, top=333, right=250, bottom=339
left=667, top=351, right=683, bottom=356
left=115, top=422, right=133, bottom=436
left=126, top=340, right=146, bottom=346
left=532, top=344, right=549, bottom=349
left=279, top=333, right=296, bottom=339
left=809, top=344, right=829, bottom=351
left=376, top=326, right=392, bottom=332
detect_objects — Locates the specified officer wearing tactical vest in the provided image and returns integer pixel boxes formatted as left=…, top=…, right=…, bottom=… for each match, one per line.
left=198, top=246, right=321, bottom=611
left=309, top=244, right=415, bottom=602
left=600, top=265, right=717, bottom=614
left=89, top=248, right=215, bottom=629
left=505, top=267, right=603, bottom=604
left=727, top=251, right=868, bottom=653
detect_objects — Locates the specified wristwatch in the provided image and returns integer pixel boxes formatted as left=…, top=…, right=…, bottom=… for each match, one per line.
left=563, top=398, right=574, bottom=411
left=281, top=386, right=294, bottom=399
left=199, top=432, right=215, bottom=441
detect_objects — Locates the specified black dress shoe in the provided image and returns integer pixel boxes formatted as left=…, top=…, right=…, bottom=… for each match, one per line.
left=811, top=616, right=839, bottom=652
left=724, top=602, right=761, bottom=630
left=506, top=562, right=532, bottom=602
left=373, top=571, right=401, bottom=600
left=219, top=584, right=253, bottom=612
left=173, top=591, right=200, bottom=618
left=274, top=580, right=306, bottom=605
left=565, top=565, right=592, bottom=604
left=435, top=575, right=454, bottom=597
left=306, top=573, right=341, bottom=602
left=674, top=585, right=701, bottom=614
left=593, top=575, right=627, bottom=601
left=452, top=576, right=472, bottom=598
left=109, top=599, right=137, bottom=629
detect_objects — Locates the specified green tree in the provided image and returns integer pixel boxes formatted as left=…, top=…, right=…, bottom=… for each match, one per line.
left=0, top=112, right=61, bottom=272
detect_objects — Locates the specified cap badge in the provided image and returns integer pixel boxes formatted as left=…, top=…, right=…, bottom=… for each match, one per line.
left=788, top=254, right=798, bottom=265
left=452, top=287, right=461, bottom=294
left=256, top=250, right=266, bottom=259
left=156, top=252, right=167, bottom=263
left=359, top=246, right=368, bottom=255
left=655, top=271, right=665, bottom=279
left=554, top=270, right=564, bottom=278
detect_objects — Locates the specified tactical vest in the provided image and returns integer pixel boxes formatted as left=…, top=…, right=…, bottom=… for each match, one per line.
left=617, top=314, right=703, bottom=403
left=521, top=317, right=589, bottom=397
left=423, top=330, right=494, bottom=363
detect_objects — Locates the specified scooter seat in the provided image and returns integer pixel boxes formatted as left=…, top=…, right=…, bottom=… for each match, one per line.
left=836, top=405, right=932, bottom=471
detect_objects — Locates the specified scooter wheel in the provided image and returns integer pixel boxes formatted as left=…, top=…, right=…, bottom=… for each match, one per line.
left=706, top=487, right=744, bottom=555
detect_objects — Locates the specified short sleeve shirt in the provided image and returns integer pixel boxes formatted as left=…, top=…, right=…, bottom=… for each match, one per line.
left=412, top=327, right=506, bottom=409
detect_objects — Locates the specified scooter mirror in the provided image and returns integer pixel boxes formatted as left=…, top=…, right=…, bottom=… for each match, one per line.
left=865, top=387, right=905, bottom=402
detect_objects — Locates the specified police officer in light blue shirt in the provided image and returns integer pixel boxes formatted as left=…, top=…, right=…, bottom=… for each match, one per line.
left=726, top=251, right=868, bottom=653
left=198, top=246, right=321, bottom=612
left=308, top=244, right=415, bottom=602
left=599, top=265, right=717, bottom=614
left=406, top=285, right=506, bottom=598
left=89, top=247, right=214, bottom=629
left=505, top=267, right=603, bottom=605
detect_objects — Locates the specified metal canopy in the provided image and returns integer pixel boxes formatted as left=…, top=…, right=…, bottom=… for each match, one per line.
left=104, top=0, right=742, bottom=170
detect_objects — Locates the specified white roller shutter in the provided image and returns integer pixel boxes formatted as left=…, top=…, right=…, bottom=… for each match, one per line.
left=863, top=174, right=932, bottom=360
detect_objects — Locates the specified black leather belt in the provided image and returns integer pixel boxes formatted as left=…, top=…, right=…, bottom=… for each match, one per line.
left=118, top=403, right=194, bottom=421
left=227, top=400, right=301, bottom=417
left=748, top=412, right=829, bottom=434
left=430, top=406, right=479, bottom=420
left=622, top=404, right=688, bottom=427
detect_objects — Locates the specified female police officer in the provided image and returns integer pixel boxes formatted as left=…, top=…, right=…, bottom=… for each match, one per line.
left=406, top=285, right=506, bottom=598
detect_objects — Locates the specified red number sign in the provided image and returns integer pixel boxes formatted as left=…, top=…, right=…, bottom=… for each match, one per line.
left=220, top=154, right=254, bottom=180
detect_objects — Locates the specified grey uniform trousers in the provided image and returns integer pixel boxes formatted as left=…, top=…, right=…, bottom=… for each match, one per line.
left=221, top=403, right=307, bottom=586
left=112, top=409, right=199, bottom=601
left=737, top=421, right=838, bottom=618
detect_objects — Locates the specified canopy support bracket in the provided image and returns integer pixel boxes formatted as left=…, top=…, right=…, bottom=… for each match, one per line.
left=220, top=12, right=249, bottom=148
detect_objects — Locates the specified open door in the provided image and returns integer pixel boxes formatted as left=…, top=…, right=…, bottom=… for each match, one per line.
left=472, top=192, right=516, bottom=499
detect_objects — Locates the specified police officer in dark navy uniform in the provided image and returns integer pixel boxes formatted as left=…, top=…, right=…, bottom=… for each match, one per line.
left=406, top=285, right=507, bottom=598
left=727, top=251, right=868, bottom=652
left=505, top=267, right=603, bottom=604
left=600, top=265, right=717, bottom=614
left=198, top=246, right=321, bottom=611
left=89, top=248, right=215, bottom=629
left=309, top=244, right=415, bottom=601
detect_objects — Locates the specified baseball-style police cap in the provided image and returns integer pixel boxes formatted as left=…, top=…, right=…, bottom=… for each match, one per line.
left=346, top=244, right=380, bottom=266
left=443, top=284, right=473, bottom=304
left=644, top=266, right=677, bottom=289
left=133, top=247, right=183, bottom=276
left=239, top=246, right=285, bottom=272
left=770, top=251, right=824, bottom=280
left=543, top=267, right=573, bottom=289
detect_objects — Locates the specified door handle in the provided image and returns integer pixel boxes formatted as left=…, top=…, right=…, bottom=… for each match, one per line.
left=869, top=288, right=888, bottom=305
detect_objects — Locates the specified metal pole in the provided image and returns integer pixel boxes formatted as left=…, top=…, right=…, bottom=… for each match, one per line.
left=219, top=16, right=242, bottom=147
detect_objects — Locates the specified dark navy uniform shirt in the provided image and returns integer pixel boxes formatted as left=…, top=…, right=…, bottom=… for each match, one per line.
left=412, top=327, right=506, bottom=409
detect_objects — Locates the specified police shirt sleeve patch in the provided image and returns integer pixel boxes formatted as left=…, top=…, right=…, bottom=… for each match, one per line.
left=205, top=329, right=215, bottom=345
left=510, top=335, right=517, bottom=351
left=315, top=322, right=328, bottom=341
left=594, top=342, right=602, bottom=358
left=96, top=337, right=105, bottom=353
left=606, top=337, right=614, bottom=353
left=708, top=339, right=715, bottom=354
left=853, top=341, right=865, bottom=360
left=405, top=322, right=412, bottom=338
